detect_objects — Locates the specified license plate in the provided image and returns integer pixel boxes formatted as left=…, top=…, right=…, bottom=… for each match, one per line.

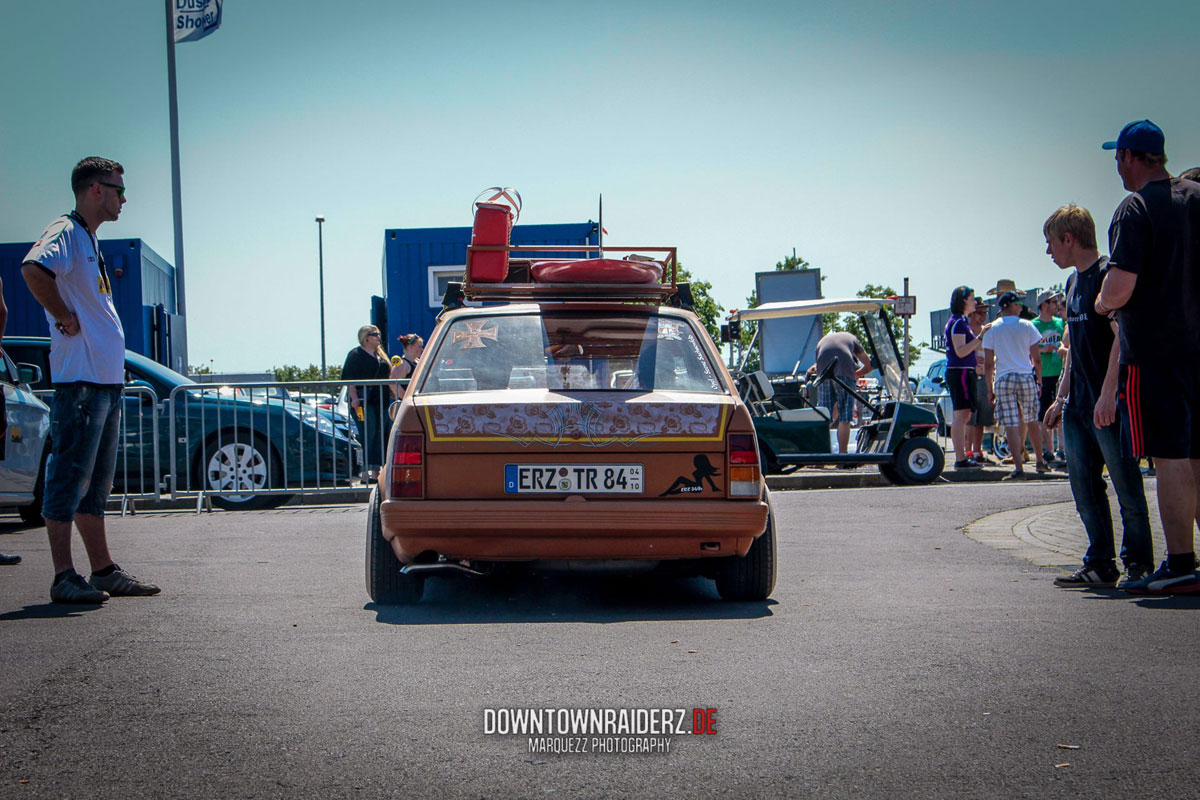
left=505, top=464, right=644, bottom=494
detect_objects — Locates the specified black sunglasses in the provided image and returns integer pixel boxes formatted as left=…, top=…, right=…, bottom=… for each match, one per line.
left=97, top=181, right=126, bottom=199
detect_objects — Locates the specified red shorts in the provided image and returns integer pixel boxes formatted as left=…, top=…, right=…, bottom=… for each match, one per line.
left=1119, top=362, right=1200, bottom=460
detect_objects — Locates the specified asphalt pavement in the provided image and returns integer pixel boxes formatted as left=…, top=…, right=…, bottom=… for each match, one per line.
left=1, top=480, right=1195, bottom=800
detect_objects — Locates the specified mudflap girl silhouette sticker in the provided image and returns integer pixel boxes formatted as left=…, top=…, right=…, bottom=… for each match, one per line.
left=659, top=454, right=721, bottom=496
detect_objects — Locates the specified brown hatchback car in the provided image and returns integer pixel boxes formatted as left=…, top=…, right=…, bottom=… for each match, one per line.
left=366, top=245, right=774, bottom=604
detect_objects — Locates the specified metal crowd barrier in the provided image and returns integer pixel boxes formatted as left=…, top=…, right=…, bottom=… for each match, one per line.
left=165, top=378, right=404, bottom=510
left=36, top=378, right=408, bottom=514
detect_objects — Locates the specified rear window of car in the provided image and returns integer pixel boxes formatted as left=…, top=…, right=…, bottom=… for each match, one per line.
left=420, top=312, right=724, bottom=395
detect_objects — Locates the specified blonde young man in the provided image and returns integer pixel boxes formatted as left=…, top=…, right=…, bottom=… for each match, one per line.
left=1042, top=204, right=1153, bottom=588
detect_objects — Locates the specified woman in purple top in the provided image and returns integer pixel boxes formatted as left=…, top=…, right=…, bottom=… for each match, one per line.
left=944, top=286, right=992, bottom=469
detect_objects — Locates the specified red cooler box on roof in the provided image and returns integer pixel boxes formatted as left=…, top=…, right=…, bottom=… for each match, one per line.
left=468, top=202, right=513, bottom=283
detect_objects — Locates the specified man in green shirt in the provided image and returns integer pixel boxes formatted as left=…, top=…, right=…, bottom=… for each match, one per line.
left=1034, top=290, right=1065, bottom=464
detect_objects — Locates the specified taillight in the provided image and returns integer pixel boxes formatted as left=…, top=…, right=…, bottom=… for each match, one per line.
left=390, top=434, right=423, bottom=499
left=728, top=433, right=760, bottom=497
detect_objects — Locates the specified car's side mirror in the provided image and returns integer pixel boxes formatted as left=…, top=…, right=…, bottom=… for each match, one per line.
left=930, top=376, right=944, bottom=386
left=17, top=363, right=42, bottom=387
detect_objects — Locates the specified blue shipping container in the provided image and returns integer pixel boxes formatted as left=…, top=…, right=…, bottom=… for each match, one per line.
left=379, top=221, right=599, bottom=348
left=0, top=237, right=186, bottom=371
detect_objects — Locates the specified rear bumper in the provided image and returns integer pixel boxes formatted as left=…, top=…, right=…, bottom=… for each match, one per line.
left=380, top=497, right=769, bottom=562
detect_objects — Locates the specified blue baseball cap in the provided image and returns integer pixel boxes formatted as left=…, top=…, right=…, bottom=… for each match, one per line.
left=1102, top=119, right=1165, bottom=154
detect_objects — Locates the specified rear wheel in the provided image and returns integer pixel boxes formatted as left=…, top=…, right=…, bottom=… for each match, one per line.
left=18, top=446, right=49, bottom=526
left=365, top=487, right=424, bottom=605
left=715, top=492, right=777, bottom=601
left=196, top=432, right=293, bottom=511
left=892, top=436, right=944, bottom=485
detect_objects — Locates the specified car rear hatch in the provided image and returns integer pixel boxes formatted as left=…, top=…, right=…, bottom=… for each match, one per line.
left=412, top=389, right=741, bottom=500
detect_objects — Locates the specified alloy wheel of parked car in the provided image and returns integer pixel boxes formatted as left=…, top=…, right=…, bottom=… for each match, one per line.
left=199, top=433, right=291, bottom=511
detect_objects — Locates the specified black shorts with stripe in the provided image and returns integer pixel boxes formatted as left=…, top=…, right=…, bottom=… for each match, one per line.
left=946, top=367, right=977, bottom=412
left=1119, top=362, right=1200, bottom=460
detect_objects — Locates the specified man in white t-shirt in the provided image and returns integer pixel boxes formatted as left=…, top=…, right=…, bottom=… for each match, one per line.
left=20, top=157, right=159, bottom=604
left=983, top=290, right=1046, bottom=478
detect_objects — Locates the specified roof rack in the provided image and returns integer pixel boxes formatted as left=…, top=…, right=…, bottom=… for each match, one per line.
left=460, top=245, right=679, bottom=304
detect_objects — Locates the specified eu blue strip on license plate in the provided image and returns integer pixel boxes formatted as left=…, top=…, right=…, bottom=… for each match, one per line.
left=504, top=464, right=644, bottom=494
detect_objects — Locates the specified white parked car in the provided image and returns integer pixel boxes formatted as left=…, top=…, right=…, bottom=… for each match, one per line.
left=0, top=350, right=51, bottom=525
left=915, top=358, right=956, bottom=436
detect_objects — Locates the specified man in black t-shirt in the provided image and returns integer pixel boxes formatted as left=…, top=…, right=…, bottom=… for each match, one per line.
left=1042, top=204, right=1152, bottom=588
left=1096, top=119, right=1200, bottom=594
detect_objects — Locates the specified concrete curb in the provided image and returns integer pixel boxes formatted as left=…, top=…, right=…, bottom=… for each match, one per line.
left=766, top=465, right=1069, bottom=491
left=963, top=483, right=1164, bottom=571
left=106, top=465, right=1072, bottom=513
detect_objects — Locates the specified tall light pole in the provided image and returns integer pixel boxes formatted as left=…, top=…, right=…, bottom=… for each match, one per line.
left=316, top=215, right=327, bottom=379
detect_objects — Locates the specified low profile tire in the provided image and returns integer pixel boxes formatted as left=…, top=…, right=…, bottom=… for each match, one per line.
left=365, top=487, right=424, bottom=605
left=197, top=432, right=293, bottom=511
left=18, top=446, right=49, bottom=527
left=715, top=492, right=777, bottom=601
left=892, top=436, right=944, bottom=485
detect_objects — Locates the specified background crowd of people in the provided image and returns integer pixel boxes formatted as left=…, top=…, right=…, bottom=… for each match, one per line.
left=939, top=119, right=1200, bottom=595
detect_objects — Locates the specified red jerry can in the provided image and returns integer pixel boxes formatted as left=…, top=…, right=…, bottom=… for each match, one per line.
left=468, top=187, right=522, bottom=283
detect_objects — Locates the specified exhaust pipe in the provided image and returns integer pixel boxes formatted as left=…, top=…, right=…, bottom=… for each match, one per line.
left=400, top=561, right=487, bottom=578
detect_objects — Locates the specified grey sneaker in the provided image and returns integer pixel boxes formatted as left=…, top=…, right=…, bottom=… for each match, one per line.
left=89, top=565, right=161, bottom=597
left=1054, top=565, right=1119, bottom=588
left=51, top=570, right=110, bottom=604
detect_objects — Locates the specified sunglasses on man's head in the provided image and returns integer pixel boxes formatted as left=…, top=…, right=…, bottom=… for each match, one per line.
left=97, top=181, right=126, bottom=199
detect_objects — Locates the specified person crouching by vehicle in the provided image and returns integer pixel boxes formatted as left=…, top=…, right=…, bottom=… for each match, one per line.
left=389, top=333, right=424, bottom=398
left=342, top=325, right=390, bottom=482
left=944, top=286, right=993, bottom=470
left=807, top=331, right=872, bottom=456
left=983, top=291, right=1046, bottom=479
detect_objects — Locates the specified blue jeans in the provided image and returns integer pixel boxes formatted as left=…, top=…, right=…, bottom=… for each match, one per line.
left=1062, top=406, right=1153, bottom=568
left=42, top=383, right=122, bottom=522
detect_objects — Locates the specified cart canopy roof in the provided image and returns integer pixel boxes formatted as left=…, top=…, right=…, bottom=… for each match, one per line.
left=728, top=297, right=895, bottom=323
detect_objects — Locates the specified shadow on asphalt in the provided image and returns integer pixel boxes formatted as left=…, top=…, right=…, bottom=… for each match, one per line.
left=1073, top=588, right=1200, bottom=608
left=1130, top=595, right=1200, bottom=610
left=0, top=602, right=107, bottom=621
left=365, top=573, right=777, bottom=625
left=0, top=519, right=42, bottom=534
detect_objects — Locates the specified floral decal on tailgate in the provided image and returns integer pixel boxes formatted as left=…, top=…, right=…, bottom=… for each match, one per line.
left=422, top=397, right=730, bottom=446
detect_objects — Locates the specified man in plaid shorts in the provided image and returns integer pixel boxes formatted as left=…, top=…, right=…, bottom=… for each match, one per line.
left=809, top=331, right=872, bottom=456
left=983, top=291, right=1046, bottom=478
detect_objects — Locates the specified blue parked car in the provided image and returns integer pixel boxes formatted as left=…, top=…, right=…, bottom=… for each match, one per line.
left=3, top=337, right=359, bottom=510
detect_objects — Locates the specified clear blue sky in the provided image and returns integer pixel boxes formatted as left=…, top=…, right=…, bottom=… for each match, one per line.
left=2, top=1, right=1197, bottom=373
